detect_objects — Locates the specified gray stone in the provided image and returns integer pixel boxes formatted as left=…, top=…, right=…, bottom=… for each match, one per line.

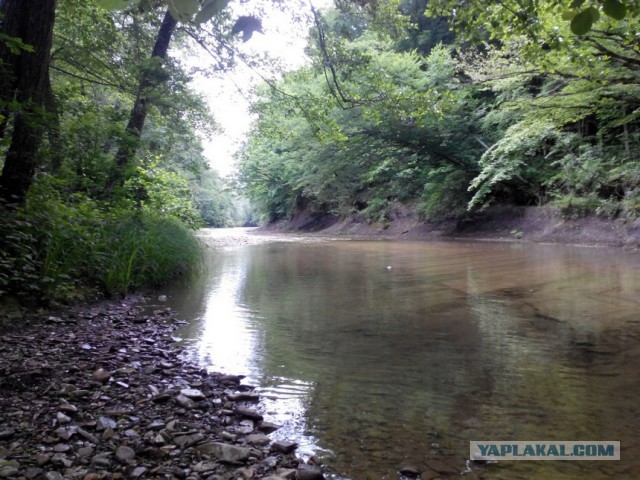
left=116, top=445, right=136, bottom=461
left=271, top=441, right=298, bottom=454
left=193, top=461, right=218, bottom=473
left=77, top=447, right=94, bottom=458
left=25, top=468, right=43, bottom=480
left=234, top=406, right=262, bottom=421
left=180, top=388, right=205, bottom=399
left=44, top=472, right=64, bottom=480
left=275, top=469, right=297, bottom=479
left=196, top=442, right=253, bottom=463
left=246, top=433, right=270, bottom=446
left=147, top=419, right=166, bottom=430
left=174, top=433, right=205, bottom=448
left=93, top=368, right=111, bottom=383
left=54, top=427, right=74, bottom=440
left=227, top=392, right=260, bottom=402
left=0, top=467, right=19, bottom=478
left=175, top=394, right=196, bottom=409
left=36, top=454, right=51, bottom=466
left=0, top=428, right=15, bottom=440
left=257, top=422, right=280, bottom=434
left=56, top=412, right=71, bottom=424
left=297, top=464, right=324, bottom=480
left=53, top=444, right=71, bottom=453
left=131, top=467, right=147, bottom=478
left=399, top=465, right=420, bottom=477
left=96, top=416, right=116, bottom=431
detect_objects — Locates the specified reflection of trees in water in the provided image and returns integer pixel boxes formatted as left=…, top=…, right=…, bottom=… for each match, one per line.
left=171, top=240, right=640, bottom=479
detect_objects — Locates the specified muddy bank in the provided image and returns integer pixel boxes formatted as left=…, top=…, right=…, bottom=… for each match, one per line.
left=264, top=205, right=640, bottom=248
left=0, top=298, right=327, bottom=480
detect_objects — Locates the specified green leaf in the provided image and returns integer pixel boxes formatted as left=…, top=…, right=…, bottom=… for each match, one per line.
left=603, top=0, right=627, bottom=20
left=194, top=0, right=231, bottom=25
left=586, top=6, right=600, bottom=22
left=570, top=10, right=594, bottom=35
left=561, top=10, right=577, bottom=20
left=168, top=0, right=200, bottom=22
left=569, top=0, right=586, bottom=9
left=95, top=0, right=135, bottom=10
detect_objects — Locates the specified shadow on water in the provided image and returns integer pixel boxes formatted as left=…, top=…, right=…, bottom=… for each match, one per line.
left=164, top=230, right=640, bottom=479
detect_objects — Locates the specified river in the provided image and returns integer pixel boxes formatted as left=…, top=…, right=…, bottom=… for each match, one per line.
left=161, top=228, right=640, bottom=479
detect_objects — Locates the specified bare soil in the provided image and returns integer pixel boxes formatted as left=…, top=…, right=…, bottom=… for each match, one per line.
left=264, top=205, right=640, bottom=249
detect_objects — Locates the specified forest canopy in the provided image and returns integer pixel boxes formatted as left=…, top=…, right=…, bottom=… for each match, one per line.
left=237, top=0, right=640, bottom=224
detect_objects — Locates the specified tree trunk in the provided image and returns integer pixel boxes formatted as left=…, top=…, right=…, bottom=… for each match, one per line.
left=0, top=0, right=58, bottom=206
left=109, top=9, right=177, bottom=189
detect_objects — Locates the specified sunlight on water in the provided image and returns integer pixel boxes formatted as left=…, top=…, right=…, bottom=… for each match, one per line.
left=166, top=231, right=640, bottom=480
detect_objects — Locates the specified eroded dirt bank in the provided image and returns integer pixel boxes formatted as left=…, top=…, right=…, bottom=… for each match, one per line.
left=264, top=205, right=640, bottom=248
left=0, top=298, right=326, bottom=480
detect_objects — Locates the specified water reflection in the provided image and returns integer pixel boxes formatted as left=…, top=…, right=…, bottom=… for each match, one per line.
left=166, top=234, right=640, bottom=479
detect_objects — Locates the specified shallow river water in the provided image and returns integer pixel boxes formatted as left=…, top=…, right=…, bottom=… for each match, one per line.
left=164, top=228, right=640, bottom=479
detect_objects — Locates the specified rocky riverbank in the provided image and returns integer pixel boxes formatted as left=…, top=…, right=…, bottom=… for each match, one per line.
left=0, top=298, right=326, bottom=480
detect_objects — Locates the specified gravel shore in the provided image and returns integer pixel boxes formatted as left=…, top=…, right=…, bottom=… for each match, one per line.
left=0, top=298, right=326, bottom=480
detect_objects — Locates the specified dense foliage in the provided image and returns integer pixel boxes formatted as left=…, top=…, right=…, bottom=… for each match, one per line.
left=0, top=0, right=251, bottom=303
left=237, top=0, right=640, bottom=225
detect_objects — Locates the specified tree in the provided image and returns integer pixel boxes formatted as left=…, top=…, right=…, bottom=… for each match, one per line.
left=0, top=0, right=58, bottom=206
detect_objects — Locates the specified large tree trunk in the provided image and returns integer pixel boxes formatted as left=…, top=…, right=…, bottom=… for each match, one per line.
left=0, top=0, right=58, bottom=206
left=109, top=9, right=177, bottom=190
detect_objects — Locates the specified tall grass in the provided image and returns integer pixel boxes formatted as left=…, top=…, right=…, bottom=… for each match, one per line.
left=1, top=189, right=203, bottom=301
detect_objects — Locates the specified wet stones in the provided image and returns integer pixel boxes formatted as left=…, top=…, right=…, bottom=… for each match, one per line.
left=0, top=297, right=325, bottom=480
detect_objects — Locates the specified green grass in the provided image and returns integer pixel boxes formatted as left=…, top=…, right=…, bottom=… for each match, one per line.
left=1, top=193, right=203, bottom=302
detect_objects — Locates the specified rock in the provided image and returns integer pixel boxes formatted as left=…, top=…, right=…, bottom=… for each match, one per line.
left=44, top=472, right=64, bottom=480
left=91, top=452, right=112, bottom=468
left=56, top=412, right=72, bottom=424
left=234, top=406, right=263, bottom=421
left=196, top=442, right=253, bottom=463
left=130, top=467, right=147, bottom=478
left=193, top=461, right=218, bottom=473
left=237, top=419, right=254, bottom=434
left=275, top=468, right=297, bottom=479
left=398, top=465, right=420, bottom=477
left=158, top=295, right=167, bottom=302
left=246, top=433, right=271, bottom=446
left=58, top=402, right=78, bottom=414
left=96, top=416, right=117, bottom=431
left=297, top=464, right=324, bottom=480
left=53, top=444, right=71, bottom=453
left=180, top=388, right=205, bottom=400
left=77, top=447, right=94, bottom=458
left=54, top=427, right=75, bottom=440
left=36, top=454, right=52, bottom=466
left=77, top=428, right=99, bottom=444
left=93, top=369, right=111, bottom=383
left=227, top=392, right=260, bottom=402
left=174, top=433, right=205, bottom=448
left=25, top=467, right=43, bottom=479
left=0, top=466, right=19, bottom=478
left=175, top=395, right=196, bottom=409
left=0, top=428, right=15, bottom=440
left=258, top=422, right=280, bottom=434
left=271, top=441, right=298, bottom=454
left=116, top=445, right=136, bottom=461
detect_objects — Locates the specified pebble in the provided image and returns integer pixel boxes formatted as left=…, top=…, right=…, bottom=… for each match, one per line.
left=0, top=299, right=323, bottom=480
left=115, top=445, right=136, bottom=461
